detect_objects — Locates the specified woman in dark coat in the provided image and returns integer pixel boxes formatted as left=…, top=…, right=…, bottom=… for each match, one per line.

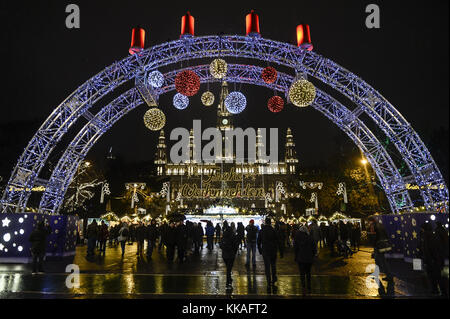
left=165, top=222, right=177, bottom=263
left=220, top=221, right=239, bottom=289
left=294, top=225, right=317, bottom=294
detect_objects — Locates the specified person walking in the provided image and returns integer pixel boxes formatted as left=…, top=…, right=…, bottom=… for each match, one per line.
left=245, top=219, right=259, bottom=269
left=28, top=221, right=51, bottom=274
left=327, top=222, right=338, bottom=256
left=98, top=221, right=109, bottom=255
left=319, top=222, right=327, bottom=248
left=294, top=225, right=317, bottom=295
left=214, top=223, right=221, bottom=245
left=367, top=216, right=394, bottom=282
left=351, top=222, right=361, bottom=251
left=420, top=222, right=447, bottom=296
left=193, top=222, right=204, bottom=253
left=309, top=220, right=320, bottom=256
left=205, top=221, right=215, bottom=250
left=118, top=222, right=129, bottom=258
left=175, top=221, right=188, bottom=263
left=257, top=217, right=283, bottom=289
left=86, top=220, right=98, bottom=257
left=237, top=222, right=245, bottom=250
left=146, top=219, right=159, bottom=259
left=158, top=221, right=168, bottom=252
left=165, top=222, right=177, bottom=263
left=135, top=222, right=146, bottom=256
left=220, top=221, right=239, bottom=289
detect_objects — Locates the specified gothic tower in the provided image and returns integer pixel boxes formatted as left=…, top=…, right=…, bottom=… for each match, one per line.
left=285, top=127, right=299, bottom=174
left=154, top=130, right=167, bottom=175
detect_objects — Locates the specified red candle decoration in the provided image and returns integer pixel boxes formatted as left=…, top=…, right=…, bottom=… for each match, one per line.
left=261, top=66, right=278, bottom=84
left=267, top=96, right=284, bottom=113
left=175, top=70, right=200, bottom=96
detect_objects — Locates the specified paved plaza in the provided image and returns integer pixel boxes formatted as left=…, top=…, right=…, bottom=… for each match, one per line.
left=0, top=242, right=441, bottom=299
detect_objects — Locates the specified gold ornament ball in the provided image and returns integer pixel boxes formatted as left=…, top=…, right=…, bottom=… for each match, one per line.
left=288, top=79, right=316, bottom=107
left=209, top=59, right=227, bottom=79
left=201, top=91, right=215, bottom=106
left=143, top=108, right=166, bottom=131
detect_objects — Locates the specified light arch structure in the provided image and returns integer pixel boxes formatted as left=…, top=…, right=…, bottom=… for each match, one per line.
left=1, top=35, right=448, bottom=214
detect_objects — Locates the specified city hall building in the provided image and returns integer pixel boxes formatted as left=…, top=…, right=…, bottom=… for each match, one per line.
left=154, top=82, right=300, bottom=222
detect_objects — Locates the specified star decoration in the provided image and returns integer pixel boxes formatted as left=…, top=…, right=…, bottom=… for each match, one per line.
left=396, top=230, right=401, bottom=235
left=2, top=217, right=11, bottom=227
left=412, top=231, right=417, bottom=239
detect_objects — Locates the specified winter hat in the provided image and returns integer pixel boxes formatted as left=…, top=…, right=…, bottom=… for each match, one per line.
left=249, top=219, right=254, bottom=224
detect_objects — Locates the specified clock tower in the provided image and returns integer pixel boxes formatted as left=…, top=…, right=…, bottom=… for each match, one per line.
left=217, top=81, right=233, bottom=131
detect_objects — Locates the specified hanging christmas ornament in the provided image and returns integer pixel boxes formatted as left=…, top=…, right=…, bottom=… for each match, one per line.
left=209, top=59, right=228, bottom=79
left=173, top=93, right=189, bottom=109
left=261, top=66, right=277, bottom=84
left=267, top=95, right=284, bottom=113
left=174, top=70, right=200, bottom=96
left=201, top=91, right=215, bottom=106
left=148, top=70, right=164, bottom=88
left=225, top=91, right=247, bottom=114
left=288, top=79, right=316, bottom=107
left=143, top=108, right=166, bottom=131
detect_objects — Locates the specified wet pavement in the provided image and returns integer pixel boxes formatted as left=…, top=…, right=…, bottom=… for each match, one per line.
left=0, top=241, right=444, bottom=299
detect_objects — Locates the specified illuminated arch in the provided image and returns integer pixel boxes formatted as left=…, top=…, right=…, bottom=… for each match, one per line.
left=1, top=36, right=447, bottom=214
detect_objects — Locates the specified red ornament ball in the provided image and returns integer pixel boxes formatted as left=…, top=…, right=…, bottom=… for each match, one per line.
left=261, top=66, right=278, bottom=84
left=267, top=96, right=284, bottom=113
left=175, top=70, right=200, bottom=96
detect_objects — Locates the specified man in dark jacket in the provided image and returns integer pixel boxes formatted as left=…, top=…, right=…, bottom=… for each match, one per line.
left=98, top=221, right=109, bottom=255
left=420, top=222, right=447, bottom=296
left=165, top=222, right=177, bottom=262
left=175, top=221, right=188, bottom=263
left=245, top=219, right=259, bottom=268
left=214, top=223, right=221, bottom=245
left=294, top=225, right=317, bottom=294
left=193, top=222, right=204, bottom=253
left=28, top=221, right=52, bottom=274
left=158, top=221, right=168, bottom=251
left=135, top=222, right=146, bottom=256
left=220, top=221, right=239, bottom=289
left=86, top=220, right=98, bottom=257
left=205, top=221, right=215, bottom=250
left=146, top=219, right=159, bottom=258
left=257, top=217, right=283, bottom=288
left=367, top=216, right=393, bottom=281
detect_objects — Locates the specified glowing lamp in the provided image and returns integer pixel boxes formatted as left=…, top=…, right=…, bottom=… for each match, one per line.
left=225, top=91, right=247, bottom=114
left=267, top=96, right=284, bottom=113
left=296, top=24, right=313, bottom=51
left=129, top=27, right=145, bottom=55
left=143, top=108, right=166, bottom=131
left=175, top=70, right=200, bottom=96
left=262, top=66, right=277, bottom=84
left=246, top=10, right=260, bottom=36
left=180, top=11, right=195, bottom=38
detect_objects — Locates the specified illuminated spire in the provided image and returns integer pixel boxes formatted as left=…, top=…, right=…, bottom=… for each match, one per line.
left=154, top=130, right=167, bottom=175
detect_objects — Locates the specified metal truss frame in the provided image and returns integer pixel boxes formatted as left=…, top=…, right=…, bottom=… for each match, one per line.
left=1, top=35, right=447, bottom=213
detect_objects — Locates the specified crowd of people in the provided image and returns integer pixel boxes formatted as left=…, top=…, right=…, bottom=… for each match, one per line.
left=81, top=218, right=365, bottom=294
left=28, top=216, right=448, bottom=296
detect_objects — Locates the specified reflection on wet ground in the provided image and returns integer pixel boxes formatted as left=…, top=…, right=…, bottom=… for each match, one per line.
left=0, top=242, right=440, bottom=298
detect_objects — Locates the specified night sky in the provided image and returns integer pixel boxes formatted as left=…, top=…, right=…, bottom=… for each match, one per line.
left=1, top=1, right=448, bottom=170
